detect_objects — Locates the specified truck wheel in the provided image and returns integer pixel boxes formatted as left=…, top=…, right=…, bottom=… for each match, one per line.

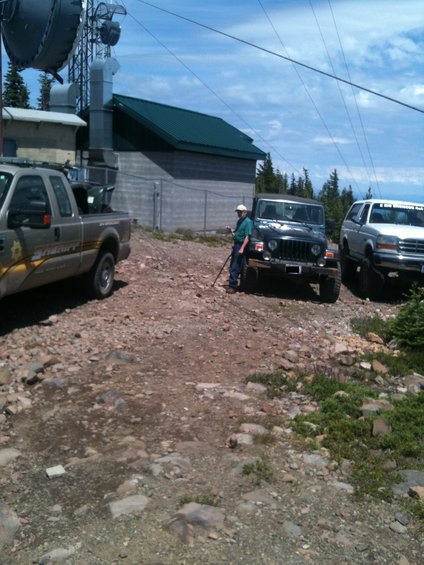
left=340, top=246, right=357, bottom=283
left=240, top=260, right=259, bottom=293
left=85, top=251, right=115, bottom=299
left=319, top=266, right=341, bottom=303
left=358, top=258, right=384, bottom=300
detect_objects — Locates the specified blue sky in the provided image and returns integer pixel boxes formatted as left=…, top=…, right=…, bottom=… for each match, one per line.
left=14, top=0, right=424, bottom=202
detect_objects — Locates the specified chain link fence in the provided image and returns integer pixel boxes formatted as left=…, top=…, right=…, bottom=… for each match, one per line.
left=82, top=165, right=254, bottom=233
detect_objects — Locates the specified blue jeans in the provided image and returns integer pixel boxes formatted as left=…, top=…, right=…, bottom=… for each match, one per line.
left=229, top=243, right=244, bottom=288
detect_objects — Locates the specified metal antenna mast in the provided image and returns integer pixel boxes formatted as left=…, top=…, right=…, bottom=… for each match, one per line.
left=68, top=1, right=126, bottom=114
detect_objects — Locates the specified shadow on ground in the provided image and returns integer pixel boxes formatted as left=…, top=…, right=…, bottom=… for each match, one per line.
left=0, top=278, right=127, bottom=336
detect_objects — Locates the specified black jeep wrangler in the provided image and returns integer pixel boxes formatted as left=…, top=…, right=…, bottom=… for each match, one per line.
left=241, top=194, right=341, bottom=303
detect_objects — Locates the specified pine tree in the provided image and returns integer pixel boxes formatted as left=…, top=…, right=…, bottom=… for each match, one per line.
left=275, top=170, right=288, bottom=194
left=365, top=186, right=373, bottom=199
left=288, top=173, right=298, bottom=195
left=303, top=168, right=314, bottom=199
left=3, top=62, right=30, bottom=109
left=256, top=153, right=277, bottom=193
left=37, top=72, right=55, bottom=111
left=319, top=169, right=343, bottom=240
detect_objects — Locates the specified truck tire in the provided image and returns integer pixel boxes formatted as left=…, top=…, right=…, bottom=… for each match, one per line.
left=85, top=251, right=115, bottom=299
left=340, top=246, right=357, bottom=283
left=358, top=258, right=385, bottom=300
left=319, top=266, right=341, bottom=303
left=240, top=260, right=259, bottom=293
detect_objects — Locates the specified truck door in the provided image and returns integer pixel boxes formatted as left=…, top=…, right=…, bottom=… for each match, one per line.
left=3, top=174, right=59, bottom=295
left=48, top=174, right=82, bottom=278
left=6, top=173, right=78, bottom=294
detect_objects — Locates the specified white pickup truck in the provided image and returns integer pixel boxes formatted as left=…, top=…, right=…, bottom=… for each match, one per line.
left=0, top=160, right=131, bottom=302
left=339, top=199, right=424, bottom=299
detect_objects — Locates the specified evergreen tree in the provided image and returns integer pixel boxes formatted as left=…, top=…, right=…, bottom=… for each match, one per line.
left=303, top=168, right=314, bottom=199
left=3, top=62, right=30, bottom=109
left=256, top=153, right=277, bottom=193
left=341, top=185, right=355, bottom=212
left=37, top=72, right=55, bottom=111
left=288, top=173, right=298, bottom=195
left=365, top=186, right=373, bottom=199
left=319, top=169, right=343, bottom=240
left=275, top=169, right=288, bottom=194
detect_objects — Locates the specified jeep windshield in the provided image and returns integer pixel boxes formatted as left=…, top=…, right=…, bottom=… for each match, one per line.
left=370, top=203, right=424, bottom=227
left=256, top=199, right=324, bottom=226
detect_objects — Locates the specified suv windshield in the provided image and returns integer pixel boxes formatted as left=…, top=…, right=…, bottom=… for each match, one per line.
left=370, top=203, right=424, bottom=226
left=0, top=172, right=12, bottom=209
left=257, top=199, right=324, bottom=226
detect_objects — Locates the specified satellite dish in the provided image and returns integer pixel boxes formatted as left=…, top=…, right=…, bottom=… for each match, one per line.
left=1, top=0, right=86, bottom=74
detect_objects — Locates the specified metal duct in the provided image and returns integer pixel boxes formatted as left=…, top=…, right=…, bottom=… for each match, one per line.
left=88, top=57, right=119, bottom=168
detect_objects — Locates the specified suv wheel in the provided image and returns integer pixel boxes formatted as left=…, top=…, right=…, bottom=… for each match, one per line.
left=359, top=258, right=385, bottom=300
left=340, top=245, right=357, bottom=283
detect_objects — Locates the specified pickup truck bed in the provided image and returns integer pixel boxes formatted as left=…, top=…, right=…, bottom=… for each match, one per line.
left=0, top=161, right=130, bottom=301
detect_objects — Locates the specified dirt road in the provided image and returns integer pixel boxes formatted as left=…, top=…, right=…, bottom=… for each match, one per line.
left=0, top=230, right=422, bottom=565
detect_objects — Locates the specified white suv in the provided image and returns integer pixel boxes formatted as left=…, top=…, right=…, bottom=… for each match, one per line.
left=339, top=199, right=424, bottom=299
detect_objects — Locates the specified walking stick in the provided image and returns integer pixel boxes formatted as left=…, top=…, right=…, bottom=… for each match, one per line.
left=211, top=252, right=233, bottom=287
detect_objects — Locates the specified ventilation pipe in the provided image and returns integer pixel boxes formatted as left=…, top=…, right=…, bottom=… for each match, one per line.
left=50, top=83, right=78, bottom=114
left=88, top=57, right=119, bottom=169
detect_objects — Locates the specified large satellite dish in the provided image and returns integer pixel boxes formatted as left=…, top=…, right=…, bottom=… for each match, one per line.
left=1, top=0, right=86, bottom=75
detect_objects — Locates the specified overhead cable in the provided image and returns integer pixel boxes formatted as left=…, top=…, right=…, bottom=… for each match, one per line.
left=136, top=0, right=424, bottom=114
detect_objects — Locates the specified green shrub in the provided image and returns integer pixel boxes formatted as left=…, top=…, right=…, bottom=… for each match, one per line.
left=389, top=285, right=424, bottom=348
left=350, top=316, right=392, bottom=342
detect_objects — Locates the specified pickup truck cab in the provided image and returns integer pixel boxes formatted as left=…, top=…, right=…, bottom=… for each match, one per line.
left=241, top=194, right=341, bottom=302
left=339, top=199, right=424, bottom=299
left=0, top=160, right=131, bottom=302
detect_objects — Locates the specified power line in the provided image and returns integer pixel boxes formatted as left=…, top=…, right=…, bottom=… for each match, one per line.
left=308, top=0, right=371, bottom=195
left=327, top=0, right=382, bottom=198
left=257, top=0, right=361, bottom=193
left=128, top=11, right=301, bottom=173
left=136, top=0, right=424, bottom=115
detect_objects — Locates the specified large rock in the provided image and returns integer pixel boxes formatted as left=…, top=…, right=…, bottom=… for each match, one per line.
left=0, top=502, right=20, bottom=548
left=165, top=502, right=225, bottom=544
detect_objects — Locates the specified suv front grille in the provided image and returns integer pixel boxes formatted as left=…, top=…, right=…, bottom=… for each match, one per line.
left=279, top=239, right=311, bottom=261
left=399, top=239, right=424, bottom=255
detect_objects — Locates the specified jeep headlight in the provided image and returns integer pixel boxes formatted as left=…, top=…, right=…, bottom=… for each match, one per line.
left=376, top=235, right=398, bottom=252
left=311, top=244, right=321, bottom=256
left=268, top=239, right=278, bottom=251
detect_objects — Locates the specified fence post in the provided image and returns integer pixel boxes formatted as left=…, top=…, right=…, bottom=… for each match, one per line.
left=153, top=181, right=161, bottom=231
left=203, top=190, right=208, bottom=234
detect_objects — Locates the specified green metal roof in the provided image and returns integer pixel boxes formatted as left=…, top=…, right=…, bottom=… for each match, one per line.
left=113, top=94, right=266, bottom=161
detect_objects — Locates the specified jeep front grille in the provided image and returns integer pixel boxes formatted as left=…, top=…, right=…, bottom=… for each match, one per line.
left=279, top=240, right=310, bottom=261
left=399, top=239, right=424, bottom=255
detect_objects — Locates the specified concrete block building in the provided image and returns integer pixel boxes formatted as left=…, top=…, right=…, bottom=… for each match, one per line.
left=80, top=94, right=266, bottom=232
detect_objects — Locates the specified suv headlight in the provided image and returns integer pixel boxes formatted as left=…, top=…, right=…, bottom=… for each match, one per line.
left=268, top=239, right=278, bottom=251
left=376, top=235, right=398, bottom=252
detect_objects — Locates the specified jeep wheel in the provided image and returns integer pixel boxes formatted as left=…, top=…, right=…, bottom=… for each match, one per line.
left=358, top=258, right=385, bottom=300
left=84, top=251, right=115, bottom=299
left=319, top=266, right=341, bottom=303
left=340, top=246, right=357, bottom=283
left=240, top=260, right=259, bottom=293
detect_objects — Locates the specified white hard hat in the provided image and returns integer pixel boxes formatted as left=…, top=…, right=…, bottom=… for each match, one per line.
left=235, top=204, right=247, bottom=212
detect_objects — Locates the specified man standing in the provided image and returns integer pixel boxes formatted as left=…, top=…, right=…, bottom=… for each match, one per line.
left=226, top=204, right=253, bottom=293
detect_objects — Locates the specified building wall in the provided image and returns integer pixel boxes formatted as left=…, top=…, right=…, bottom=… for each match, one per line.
left=107, top=150, right=256, bottom=232
left=3, top=121, right=78, bottom=164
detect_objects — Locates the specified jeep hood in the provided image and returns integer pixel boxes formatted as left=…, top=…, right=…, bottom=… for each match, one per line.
left=254, top=221, right=326, bottom=241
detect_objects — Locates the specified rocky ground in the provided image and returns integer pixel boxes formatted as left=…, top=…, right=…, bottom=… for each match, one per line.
left=0, top=230, right=423, bottom=565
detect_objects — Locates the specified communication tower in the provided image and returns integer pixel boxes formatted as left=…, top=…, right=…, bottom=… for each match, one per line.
left=68, top=1, right=126, bottom=113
